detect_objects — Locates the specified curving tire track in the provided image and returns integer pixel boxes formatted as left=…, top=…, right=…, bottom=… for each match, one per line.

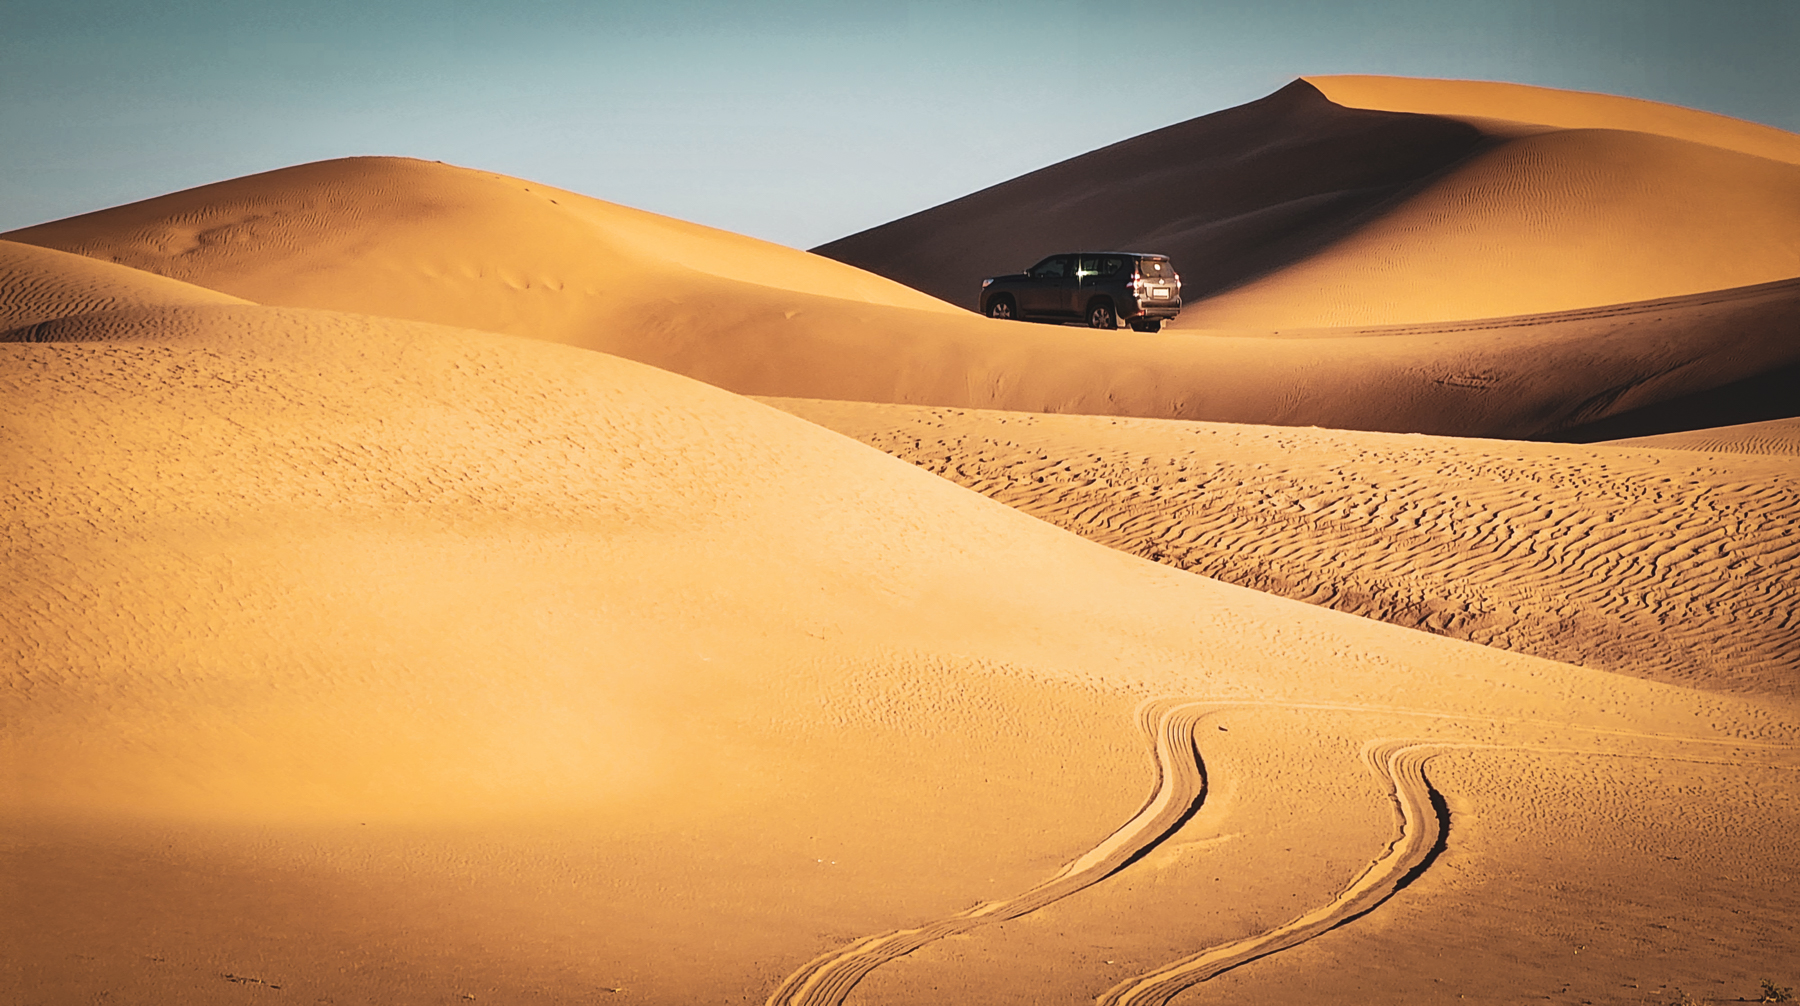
left=764, top=700, right=1213, bottom=1006
left=1096, top=739, right=1449, bottom=1006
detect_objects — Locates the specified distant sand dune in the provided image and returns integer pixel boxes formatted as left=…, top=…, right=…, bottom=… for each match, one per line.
left=1602, top=417, right=1800, bottom=456
left=812, top=75, right=1800, bottom=327
left=812, top=80, right=1487, bottom=310
left=768, top=400, right=1800, bottom=697
left=1312, top=74, right=1800, bottom=164
left=1185, top=126, right=1800, bottom=327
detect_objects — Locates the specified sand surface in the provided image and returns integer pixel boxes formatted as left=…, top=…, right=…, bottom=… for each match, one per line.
left=6, top=75, right=1800, bottom=1006
left=1604, top=417, right=1800, bottom=456
left=765, top=400, right=1800, bottom=698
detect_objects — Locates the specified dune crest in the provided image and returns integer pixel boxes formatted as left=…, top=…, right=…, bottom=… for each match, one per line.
left=1, top=156, right=959, bottom=341
left=1309, top=74, right=1800, bottom=164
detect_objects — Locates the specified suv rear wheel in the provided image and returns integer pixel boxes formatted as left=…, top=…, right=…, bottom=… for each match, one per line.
left=1087, top=299, right=1116, bottom=329
left=987, top=295, right=1016, bottom=320
left=1129, top=318, right=1163, bottom=333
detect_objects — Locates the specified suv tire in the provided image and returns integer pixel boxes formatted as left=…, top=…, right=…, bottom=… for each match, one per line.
left=987, top=295, right=1017, bottom=320
left=1129, top=318, right=1163, bottom=333
left=1087, top=299, right=1116, bottom=329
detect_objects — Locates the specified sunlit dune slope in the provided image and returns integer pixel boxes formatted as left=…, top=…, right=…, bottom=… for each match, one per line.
left=1311, top=74, right=1800, bottom=164
left=8, top=298, right=1795, bottom=1005
left=813, top=79, right=1485, bottom=309
left=0, top=238, right=246, bottom=331
left=1186, top=124, right=1800, bottom=327
left=1604, top=416, right=1800, bottom=456
left=768, top=399, right=1800, bottom=698
left=0, top=155, right=960, bottom=340
left=7, top=155, right=1794, bottom=438
left=812, top=76, right=1800, bottom=328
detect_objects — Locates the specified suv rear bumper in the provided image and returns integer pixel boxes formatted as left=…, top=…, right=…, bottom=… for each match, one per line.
left=1125, top=295, right=1182, bottom=320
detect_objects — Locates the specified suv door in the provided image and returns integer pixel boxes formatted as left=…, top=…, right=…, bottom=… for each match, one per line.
left=1020, top=255, right=1073, bottom=317
left=1073, top=255, right=1107, bottom=315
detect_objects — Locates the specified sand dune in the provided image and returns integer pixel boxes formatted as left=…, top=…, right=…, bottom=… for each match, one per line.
left=0, top=238, right=247, bottom=332
left=9, top=149, right=1795, bottom=438
left=1603, top=417, right=1800, bottom=456
left=7, top=292, right=1795, bottom=1003
left=813, top=80, right=1486, bottom=310
left=1312, top=74, right=1800, bottom=164
left=767, top=399, right=1800, bottom=698
left=814, top=76, right=1800, bottom=328
left=1186, top=125, right=1800, bottom=327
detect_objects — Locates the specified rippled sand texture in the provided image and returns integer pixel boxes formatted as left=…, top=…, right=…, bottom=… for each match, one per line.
left=765, top=400, right=1800, bottom=698
left=1605, top=417, right=1800, bottom=457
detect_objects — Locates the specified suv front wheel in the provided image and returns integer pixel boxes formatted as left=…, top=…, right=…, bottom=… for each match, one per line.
left=987, top=295, right=1016, bottom=320
left=1087, top=299, right=1116, bottom=329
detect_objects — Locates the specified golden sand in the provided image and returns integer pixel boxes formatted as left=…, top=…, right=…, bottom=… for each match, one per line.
left=5, top=76, right=1798, bottom=1005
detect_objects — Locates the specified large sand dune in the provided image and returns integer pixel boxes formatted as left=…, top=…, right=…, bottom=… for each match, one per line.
left=814, top=76, right=1800, bottom=327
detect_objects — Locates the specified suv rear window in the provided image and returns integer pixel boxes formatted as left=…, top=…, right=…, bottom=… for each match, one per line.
left=1137, top=257, right=1175, bottom=279
left=1076, top=255, right=1129, bottom=279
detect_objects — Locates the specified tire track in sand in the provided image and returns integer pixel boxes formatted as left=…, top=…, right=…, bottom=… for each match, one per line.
left=765, top=700, right=1212, bottom=1006
left=1098, top=739, right=1449, bottom=1006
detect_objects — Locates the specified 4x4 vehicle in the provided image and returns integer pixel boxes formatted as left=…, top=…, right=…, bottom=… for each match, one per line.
left=980, top=252, right=1181, bottom=332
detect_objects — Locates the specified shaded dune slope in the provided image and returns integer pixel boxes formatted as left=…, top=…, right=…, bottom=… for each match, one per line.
left=1312, top=74, right=1800, bottom=164
left=769, top=399, right=1800, bottom=698
left=813, top=79, right=1486, bottom=309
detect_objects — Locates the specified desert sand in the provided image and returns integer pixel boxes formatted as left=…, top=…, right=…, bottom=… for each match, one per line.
left=5, top=75, right=1799, bottom=1006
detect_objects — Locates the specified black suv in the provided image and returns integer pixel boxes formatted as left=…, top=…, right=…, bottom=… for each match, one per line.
left=980, top=252, right=1182, bottom=332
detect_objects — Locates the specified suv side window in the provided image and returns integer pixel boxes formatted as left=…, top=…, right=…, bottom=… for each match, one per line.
left=1101, top=256, right=1126, bottom=276
left=1030, top=256, right=1070, bottom=279
left=1075, top=255, right=1101, bottom=280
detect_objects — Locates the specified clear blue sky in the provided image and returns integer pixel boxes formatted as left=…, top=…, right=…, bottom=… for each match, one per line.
left=3, top=0, right=1795, bottom=248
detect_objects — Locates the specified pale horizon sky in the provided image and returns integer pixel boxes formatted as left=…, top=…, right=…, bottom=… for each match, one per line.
left=3, top=0, right=1796, bottom=248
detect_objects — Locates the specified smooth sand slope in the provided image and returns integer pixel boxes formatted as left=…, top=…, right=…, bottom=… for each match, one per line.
left=7, top=276, right=1797, bottom=1004
left=6, top=168, right=1796, bottom=439
left=768, top=400, right=1800, bottom=698
left=814, top=77, right=1800, bottom=328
